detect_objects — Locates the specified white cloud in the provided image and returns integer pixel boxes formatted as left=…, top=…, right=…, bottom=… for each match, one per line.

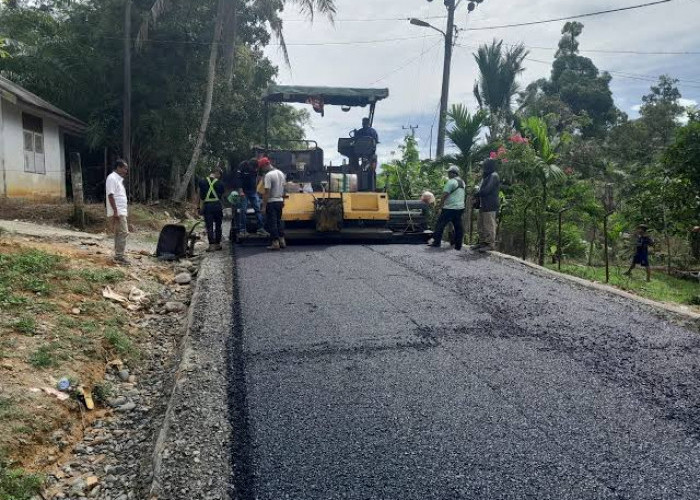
left=264, top=0, right=700, bottom=163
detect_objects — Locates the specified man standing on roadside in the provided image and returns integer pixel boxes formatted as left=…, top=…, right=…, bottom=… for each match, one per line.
left=106, top=159, right=129, bottom=265
left=259, top=157, right=286, bottom=251
left=428, top=165, right=465, bottom=251
left=197, top=167, right=226, bottom=252
left=472, top=159, right=501, bottom=252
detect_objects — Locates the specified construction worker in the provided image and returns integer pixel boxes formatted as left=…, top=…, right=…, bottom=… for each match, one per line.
left=258, top=157, right=286, bottom=251
left=472, top=159, right=501, bottom=252
left=428, top=165, right=466, bottom=251
left=235, top=159, right=267, bottom=237
left=197, top=167, right=225, bottom=252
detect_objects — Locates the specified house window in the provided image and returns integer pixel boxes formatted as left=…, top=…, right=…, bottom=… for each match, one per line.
left=22, top=113, right=45, bottom=174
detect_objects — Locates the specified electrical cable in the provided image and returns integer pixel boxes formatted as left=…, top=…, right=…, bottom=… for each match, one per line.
left=463, top=0, right=674, bottom=31
left=370, top=40, right=442, bottom=85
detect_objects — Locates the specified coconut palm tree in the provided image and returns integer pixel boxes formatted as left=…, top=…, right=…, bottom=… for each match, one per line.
left=134, top=0, right=336, bottom=201
left=473, top=40, right=528, bottom=141
left=446, top=104, right=487, bottom=178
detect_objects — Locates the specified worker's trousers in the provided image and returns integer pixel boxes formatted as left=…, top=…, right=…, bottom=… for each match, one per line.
left=203, top=202, right=223, bottom=244
left=265, top=201, right=285, bottom=240
left=113, top=216, right=129, bottom=258
left=477, top=210, right=497, bottom=247
left=433, top=209, right=465, bottom=250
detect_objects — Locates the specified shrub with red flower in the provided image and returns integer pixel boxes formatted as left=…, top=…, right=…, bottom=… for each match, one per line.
left=489, top=145, right=508, bottom=162
left=508, top=133, right=529, bottom=145
left=564, top=167, right=575, bottom=176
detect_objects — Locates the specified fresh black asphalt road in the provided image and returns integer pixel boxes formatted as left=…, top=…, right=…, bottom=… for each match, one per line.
left=231, top=244, right=700, bottom=499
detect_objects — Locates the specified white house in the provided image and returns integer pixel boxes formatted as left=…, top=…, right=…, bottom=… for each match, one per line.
left=0, top=76, right=85, bottom=199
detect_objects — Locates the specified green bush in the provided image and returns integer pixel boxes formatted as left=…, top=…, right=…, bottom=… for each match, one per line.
left=104, top=328, right=134, bottom=357
left=11, top=318, right=36, bottom=336
left=0, top=462, right=43, bottom=500
left=29, top=344, right=58, bottom=369
left=546, top=222, right=588, bottom=260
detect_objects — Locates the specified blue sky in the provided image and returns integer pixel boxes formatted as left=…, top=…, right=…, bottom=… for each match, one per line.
left=264, top=0, right=700, bottom=164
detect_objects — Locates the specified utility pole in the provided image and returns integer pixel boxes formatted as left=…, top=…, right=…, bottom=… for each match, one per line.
left=411, top=0, right=487, bottom=159
left=123, top=0, right=132, bottom=170
left=436, top=0, right=456, bottom=159
left=402, top=125, right=419, bottom=137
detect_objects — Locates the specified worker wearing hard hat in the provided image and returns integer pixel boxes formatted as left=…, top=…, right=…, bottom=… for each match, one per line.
left=428, top=165, right=465, bottom=250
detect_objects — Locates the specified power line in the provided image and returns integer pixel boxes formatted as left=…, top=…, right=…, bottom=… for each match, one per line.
left=523, top=56, right=700, bottom=88
left=370, top=40, right=442, bottom=85
left=463, top=0, right=674, bottom=31
left=86, top=33, right=440, bottom=47
left=283, top=0, right=674, bottom=29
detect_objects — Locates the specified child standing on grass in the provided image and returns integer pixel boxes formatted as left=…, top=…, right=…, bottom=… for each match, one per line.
left=624, top=224, right=654, bottom=282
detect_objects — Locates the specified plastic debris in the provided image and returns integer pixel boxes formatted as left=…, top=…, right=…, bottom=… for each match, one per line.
left=102, top=286, right=128, bottom=304
left=76, top=386, right=95, bottom=410
left=57, top=378, right=71, bottom=391
left=43, top=387, right=70, bottom=401
left=128, top=287, right=147, bottom=303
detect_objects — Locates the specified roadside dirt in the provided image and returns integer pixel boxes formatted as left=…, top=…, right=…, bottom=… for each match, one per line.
left=0, top=219, right=209, bottom=499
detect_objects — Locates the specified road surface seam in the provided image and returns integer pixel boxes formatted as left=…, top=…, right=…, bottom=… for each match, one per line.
left=227, top=243, right=257, bottom=500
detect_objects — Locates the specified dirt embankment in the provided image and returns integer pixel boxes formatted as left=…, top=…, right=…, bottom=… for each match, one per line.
left=0, top=218, right=207, bottom=499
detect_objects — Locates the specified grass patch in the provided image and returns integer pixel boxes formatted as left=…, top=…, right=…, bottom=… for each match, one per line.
left=74, top=268, right=124, bottom=284
left=0, top=460, right=43, bottom=500
left=28, top=344, right=58, bottom=369
left=104, top=328, right=135, bottom=358
left=548, top=264, right=700, bottom=306
left=11, top=318, right=35, bottom=336
left=0, top=250, right=63, bottom=306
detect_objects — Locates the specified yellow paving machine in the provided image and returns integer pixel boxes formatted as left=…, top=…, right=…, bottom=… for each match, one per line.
left=233, top=85, right=431, bottom=243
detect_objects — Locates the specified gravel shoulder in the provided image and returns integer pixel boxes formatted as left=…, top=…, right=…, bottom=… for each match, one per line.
left=148, top=248, right=233, bottom=500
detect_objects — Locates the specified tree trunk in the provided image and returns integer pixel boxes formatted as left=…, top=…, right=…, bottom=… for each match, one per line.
left=538, top=181, right=547, bottom=266
left=222, top=0, right=238, bottom=88
left=70, top=152, right=85, bottom=229
left=172, top=0, right=226, bottom=202
left=587, top=225, right=596, bottom=266
left=123, top=0, right=132, bottom=169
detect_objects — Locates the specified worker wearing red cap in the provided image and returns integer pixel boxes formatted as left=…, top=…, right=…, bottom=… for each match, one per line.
left=258, top=157, right=287, bottom=250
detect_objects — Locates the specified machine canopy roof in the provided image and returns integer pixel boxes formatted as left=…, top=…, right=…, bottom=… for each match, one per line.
left=264, top=85, right=389, bottom=107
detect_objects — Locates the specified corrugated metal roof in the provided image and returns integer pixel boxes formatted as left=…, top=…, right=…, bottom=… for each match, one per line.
left=0, top=75, right=86, bottom=133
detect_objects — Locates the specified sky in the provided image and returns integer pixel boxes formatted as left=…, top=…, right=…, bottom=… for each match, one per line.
left=263, top=0, right=700, bottom=165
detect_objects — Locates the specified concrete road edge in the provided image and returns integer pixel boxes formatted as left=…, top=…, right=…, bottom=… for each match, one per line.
left=487, top=251, right=700, bottom=329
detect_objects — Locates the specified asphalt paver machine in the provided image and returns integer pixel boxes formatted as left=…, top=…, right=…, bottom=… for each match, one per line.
left=233, top=85, right=431, bottom=243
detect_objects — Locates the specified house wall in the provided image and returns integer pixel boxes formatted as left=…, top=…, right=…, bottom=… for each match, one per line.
left=1, top=98, right=65, bottom=200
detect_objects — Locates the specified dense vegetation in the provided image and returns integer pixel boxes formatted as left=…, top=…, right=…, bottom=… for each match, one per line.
left=0, top=0, right=334, bottom=200
left=381, top=22, right=699, bottom=278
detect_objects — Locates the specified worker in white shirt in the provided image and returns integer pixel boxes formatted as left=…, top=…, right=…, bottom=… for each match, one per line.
left=106, top=159, right=130, bottom=265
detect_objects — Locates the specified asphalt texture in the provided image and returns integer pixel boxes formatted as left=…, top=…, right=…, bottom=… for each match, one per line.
left=231, top=244, right=700, bottom=500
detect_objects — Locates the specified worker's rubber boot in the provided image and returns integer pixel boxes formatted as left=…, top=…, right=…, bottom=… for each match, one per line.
left=279, top=237, right=287, bottom=249
left=267, top=239, right=281, bottom=251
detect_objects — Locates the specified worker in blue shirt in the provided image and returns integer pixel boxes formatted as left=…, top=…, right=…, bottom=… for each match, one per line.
left=355, top=118, right=379, bottom=143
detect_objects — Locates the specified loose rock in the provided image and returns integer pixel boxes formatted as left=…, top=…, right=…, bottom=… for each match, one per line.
left=165, top=301, right=187, bottom=313
left=174, top=272, right=192, bottom=285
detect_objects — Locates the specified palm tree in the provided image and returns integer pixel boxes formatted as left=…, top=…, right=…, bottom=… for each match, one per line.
left=473, top=40, right=528, bottom=141
left=135, top=0, right=336, bottom=201
left=445, top=104, right=487, bottom=245
left=446, top=104, right=487, bottom=178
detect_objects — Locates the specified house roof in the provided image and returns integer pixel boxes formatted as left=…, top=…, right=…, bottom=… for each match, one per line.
left=0, top=76, right=86, bottom=134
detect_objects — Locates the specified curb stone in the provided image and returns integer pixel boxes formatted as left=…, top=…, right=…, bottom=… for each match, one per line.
left=486, top=250, right=700, bottom=329
left=147, top=249, right=233, bottom=499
